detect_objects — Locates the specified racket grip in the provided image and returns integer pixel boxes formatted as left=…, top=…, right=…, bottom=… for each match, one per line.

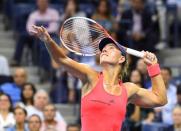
left=126, top=48, right=144, bottom=58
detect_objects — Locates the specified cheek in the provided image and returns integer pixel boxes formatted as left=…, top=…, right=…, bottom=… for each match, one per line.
left=25, top=90, right=33, bottom=95
left=173, top=114, right=181, bottom=120
left=15, top=114, right=23, bottom=120
left=110, top=52, right=119, bottom=59
left=131, top=76, right=137, bottom=81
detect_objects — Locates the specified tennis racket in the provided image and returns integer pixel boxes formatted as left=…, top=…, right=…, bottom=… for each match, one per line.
left=59, top=16, right=144, bottom=58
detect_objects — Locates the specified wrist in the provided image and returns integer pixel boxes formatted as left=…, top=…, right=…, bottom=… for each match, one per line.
left=44, top=36, right=52, bottom=44
left=47, top=36, right=52, bottom=43
left=147, top=63, right=161, bottom=77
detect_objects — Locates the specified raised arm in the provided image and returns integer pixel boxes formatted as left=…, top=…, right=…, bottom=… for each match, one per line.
left=126, top=51, right=167, bottom=108
left=31, top=25, right=98, bottom=83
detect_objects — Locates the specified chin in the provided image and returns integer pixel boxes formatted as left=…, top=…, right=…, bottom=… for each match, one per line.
left=100, top=60, right=111, bottom=66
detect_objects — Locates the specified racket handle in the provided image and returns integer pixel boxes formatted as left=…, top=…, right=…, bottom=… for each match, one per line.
left=126, top=48, right=144, bottom=58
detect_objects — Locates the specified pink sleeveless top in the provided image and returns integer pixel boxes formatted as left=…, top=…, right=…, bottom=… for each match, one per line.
left=81, top=73, right=128, bottom=131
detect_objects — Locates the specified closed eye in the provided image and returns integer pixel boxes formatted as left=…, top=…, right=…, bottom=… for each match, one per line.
left=109, top=46, right=115, bottom=50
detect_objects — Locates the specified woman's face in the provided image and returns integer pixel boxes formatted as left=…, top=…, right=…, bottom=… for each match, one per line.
left=66, top=0, right=77, bottom=13
left=14, top=108, right=26, bottom=123
left=43, top=105, right=56, bottom=121
left=34, top=93, right=49, bottom=110
left=28, top=116, right=41, bottom=131
left=130, top=70, right=141, bottom=84
left=136, top=59, right=147, bottom=74
left=98, top=1, right=108, bottom=14
left=131, top=0, right=144, bottom=12
left=37, top=0, right=48, bottom=12
left=172, top=108, right=181, bottom=125
left=161, top=69, right=171, bottom=86
left=100, top=44, right=124, bottom=65
left=23, top=85, right=34, bottom=99
left=0, top=95, right=11, bottom=111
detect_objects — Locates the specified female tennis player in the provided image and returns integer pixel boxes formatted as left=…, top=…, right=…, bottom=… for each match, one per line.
left=31, top=25, right=167, bottom=131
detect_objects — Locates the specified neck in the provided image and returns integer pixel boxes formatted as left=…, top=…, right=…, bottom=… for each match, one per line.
left=102, top=65, right=121, bottom=86
left=0, top=109, right=9, bottom=115
left=36, top=106, right=43, bottom=111
left=174, top=124, right=181, bottom=129
left=98, top=13, right=109, bottom=19
left=16, top=123, right=24, bottom=130
left=45, top=119, right=56, bottom=125
left=133, top=8, right=143, bottom=14
left=39, top=9, right=46, bottom=14
left=25, top=99, right=32, bottom=105
left=135, top=83, right=142, bottom=88
left=165, top=82, right=169, bottom=89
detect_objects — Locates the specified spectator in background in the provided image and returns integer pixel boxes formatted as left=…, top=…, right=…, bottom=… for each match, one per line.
left=136, top=59, right=151, bottom=88
left=26, top=90, right=65, bottom=123
left=91, top=0, right=115, bottom=32
left=167, top=105, right=181, bottom=131
left=0, top=93, right=15, bottom=130
left=21, top=83, right=36, bottom=106
left=119, top=0, right=159, bottom=52
left=27, top=0, right=60, bottom=35
left=0, top=55, right=10, bottom=76
left=0, top=55, right=12, bottom=85
left=26, top=0, right=60, bottom=82
left=50, top=58, right=70, bottom=103
left=40, top=104, right=66, bottom=131
left=51, top=0, right=86, bottom=102
left=60, top=0, right=86, bottom=23
left=177, top=84, right=181, bottom=105
left=11, top=33, right=34, bottom=67
left=0, top=67, right=27, bottom=105
left=136, top=59, right=147, bottom=77
left=17, top=83, right=36, bottom=108
left=7, top=106, right=28, bottom=131
left=28, top=114, right=42, bottom=131
left=130, top=69, right=144, bottom=88
left=154, top=67, right=177, bottom=125
left=125, top=69, right=154, bottom=131
left=67, top=124, right=81, bottom=131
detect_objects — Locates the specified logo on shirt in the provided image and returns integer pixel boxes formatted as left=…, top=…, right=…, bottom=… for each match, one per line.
left=109, top=99, right=115, bottom=103
left=90, top=99, right=115, bottom=105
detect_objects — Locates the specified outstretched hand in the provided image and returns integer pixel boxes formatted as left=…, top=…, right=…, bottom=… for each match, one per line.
left=142, top=51, right=158, bottom=66
left=30, top=25, right=51, bottom=43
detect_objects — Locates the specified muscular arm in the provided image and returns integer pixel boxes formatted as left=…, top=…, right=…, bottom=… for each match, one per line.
left=126, top=74, right=167, bottom=108
left=32, top=26, right=98, bottom=83
left=126, top=52, right=167, bottom=108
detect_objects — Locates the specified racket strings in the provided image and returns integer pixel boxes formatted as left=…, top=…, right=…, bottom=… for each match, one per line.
left=63, top=22, right=107, bottom=41
left=63, top=21, right=105, bottom=34
left=62, top=39, right=99, bottom=54
left=60, top=18, right=108, bottom=55
left=62, top=38, right=103, bottom=50
left=62, top=26, right=106, bottom=43
left=62, top=33, right=105, bottom=50
left=62, top=26, right=104, bottom=44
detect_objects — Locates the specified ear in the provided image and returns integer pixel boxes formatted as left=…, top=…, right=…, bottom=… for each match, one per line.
left=118, top=56, right=125, bottom=64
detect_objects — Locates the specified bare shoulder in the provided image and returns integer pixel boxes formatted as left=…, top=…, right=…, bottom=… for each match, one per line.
left=79, top=63, right=99, bottom=81
left=123, top=82, right=140, bottom=99
left=81, top=71, right=101, bottom=97
left=61, top=58, right=98, bottom=83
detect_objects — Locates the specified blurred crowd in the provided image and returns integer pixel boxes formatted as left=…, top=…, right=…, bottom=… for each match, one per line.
left=0, top=0, right=181, bottom=130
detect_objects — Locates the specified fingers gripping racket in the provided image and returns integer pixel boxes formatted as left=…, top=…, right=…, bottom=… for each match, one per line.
left=60, top=17, right=144, bottom=57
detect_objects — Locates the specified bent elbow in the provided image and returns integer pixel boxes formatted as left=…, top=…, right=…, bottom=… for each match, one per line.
left=158, top=97, right=168, bottom=107
left=162, top=98, right=168, bottom=106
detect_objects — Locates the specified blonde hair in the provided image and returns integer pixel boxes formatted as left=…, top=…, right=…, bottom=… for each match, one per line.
left=119, top=55, right=129, bottom=80
left=173, top=105, right=181, bottom=113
